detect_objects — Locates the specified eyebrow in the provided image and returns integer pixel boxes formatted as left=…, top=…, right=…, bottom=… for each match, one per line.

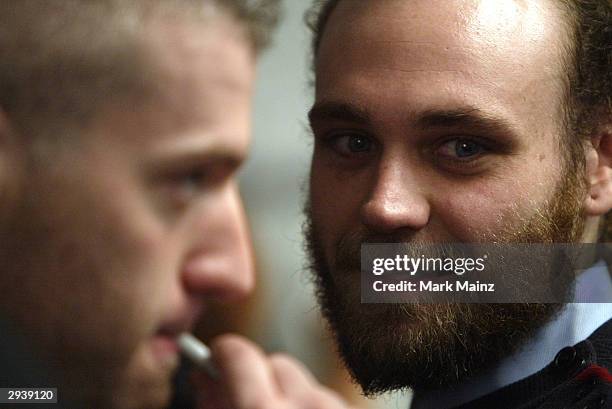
left=308, top=101, right=519, bottom=138
left=149, top=139, right=246, bottom=171
left=415, top=107, right=518, bottom=137
left=308, top=101, right=371, bottom=127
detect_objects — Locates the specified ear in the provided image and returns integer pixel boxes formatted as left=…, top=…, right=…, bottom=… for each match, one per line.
left=584, top=125, right=612, bottom=216
left=0, top=108, right=25, bottom=214
left=0, top=108, right=26, bottom=183
left=0, top=108, right=14, bottom=155
left=0, top=106, right=17, bottom=143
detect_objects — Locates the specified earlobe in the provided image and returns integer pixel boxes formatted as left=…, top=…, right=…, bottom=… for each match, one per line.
left=585, top=128, right=612, bottom=216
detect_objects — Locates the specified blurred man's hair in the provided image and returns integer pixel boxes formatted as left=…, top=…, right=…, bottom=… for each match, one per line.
left=0, top=0, right=280, bottom=142
left=306, top=0, right=612, bottom=241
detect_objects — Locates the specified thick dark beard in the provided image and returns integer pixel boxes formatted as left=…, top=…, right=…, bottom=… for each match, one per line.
left=304, top=162, right=587, bottom=395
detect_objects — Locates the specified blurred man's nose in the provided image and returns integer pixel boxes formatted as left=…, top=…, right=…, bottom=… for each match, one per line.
left=360, top=155, right=430, bottom=234
left=182, top=182, right=254, bottom=302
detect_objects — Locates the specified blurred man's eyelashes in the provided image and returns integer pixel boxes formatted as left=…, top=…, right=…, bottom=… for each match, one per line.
left=159, top=168, right=208, bottom=207
left=174, top=168, right=208, bottom=194
left=160, top=162, right=235, bottom=207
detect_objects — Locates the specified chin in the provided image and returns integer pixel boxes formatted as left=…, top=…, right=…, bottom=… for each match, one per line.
left=108, top=343, right=177, bottom=409
left=112, top=384, right=172, bottom=409
left=110, top=372, right=173, bottom=409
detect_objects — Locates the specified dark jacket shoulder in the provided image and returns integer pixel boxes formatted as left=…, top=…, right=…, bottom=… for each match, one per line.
left=454, top=318, right=612, bottom=409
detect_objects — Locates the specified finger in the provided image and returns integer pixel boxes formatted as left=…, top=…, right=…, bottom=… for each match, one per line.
left=211, top=334, right=278, bottom=408
left=269, top=353, right=317, bottom=398
left=269, top=354, right=352, bottom=409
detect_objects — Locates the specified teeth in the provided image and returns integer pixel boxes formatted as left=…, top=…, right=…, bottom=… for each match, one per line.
left=177, top=333, right=219, bottom=378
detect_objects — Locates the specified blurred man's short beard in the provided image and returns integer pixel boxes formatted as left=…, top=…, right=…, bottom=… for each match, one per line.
left=304, top=158, right=587, bottom=395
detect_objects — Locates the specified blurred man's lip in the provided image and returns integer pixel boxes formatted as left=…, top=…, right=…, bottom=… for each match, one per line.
left=152, top=303, right=204, bottom=364
left=151, top=331, right=180, bottom=360
left=152, top=319, right=196, bottom=361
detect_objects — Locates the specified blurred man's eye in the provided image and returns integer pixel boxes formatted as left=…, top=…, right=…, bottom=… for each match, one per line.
left=176, top=169, right=207, bottom=196
left=150, top=154, right=241, bottom=214
left=166, top=163, right=233, bottom=203
left=164, top=168, right=209, bottom=205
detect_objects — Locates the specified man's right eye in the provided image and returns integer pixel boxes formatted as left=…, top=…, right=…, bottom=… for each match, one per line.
left=163, top=168, right=209, bottom=206
left=176, top=169, right=207, bottom=196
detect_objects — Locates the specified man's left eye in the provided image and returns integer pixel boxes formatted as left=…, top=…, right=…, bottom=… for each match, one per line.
left=436, top=138, right=487, bottom=160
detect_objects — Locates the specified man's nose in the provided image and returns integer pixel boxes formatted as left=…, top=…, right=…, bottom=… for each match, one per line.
left=360, top=157, right=430, bottom=234
left=182, top=182, right=254, bottom=302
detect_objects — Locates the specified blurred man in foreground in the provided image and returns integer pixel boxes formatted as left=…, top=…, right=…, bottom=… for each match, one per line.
left=306, top=0, right=612, bottom=408
left=0, top=1, right=363, bottom=409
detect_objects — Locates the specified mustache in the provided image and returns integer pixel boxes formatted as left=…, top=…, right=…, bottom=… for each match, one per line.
left=334, top=230, right=452, bottom=273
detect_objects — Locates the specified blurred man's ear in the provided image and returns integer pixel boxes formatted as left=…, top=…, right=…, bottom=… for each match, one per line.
left=0, top=108, right=14, bottom=161
left=0, top=108, right=25, bottom=204
left=0, top=108, right=19, bottom=158
left=0, top=108, right=17, bottom=145
left=585, top=123, right=612, bottom=216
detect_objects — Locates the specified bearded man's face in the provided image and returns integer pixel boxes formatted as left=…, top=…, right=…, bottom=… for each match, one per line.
left=306, top=0, right=590, bottom=394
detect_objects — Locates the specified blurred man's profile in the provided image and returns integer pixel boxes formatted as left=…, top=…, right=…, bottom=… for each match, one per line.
left=0, top=1, right=276, bottom=407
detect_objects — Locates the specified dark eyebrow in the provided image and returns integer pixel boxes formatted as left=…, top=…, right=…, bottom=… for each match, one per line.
left=308, top=101, right=371, bottom=127
left=415, top=107, right=518, bottom=136
left=308, top=102, right=519, bottom=140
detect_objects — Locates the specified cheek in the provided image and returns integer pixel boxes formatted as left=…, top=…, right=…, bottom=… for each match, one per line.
left=309, top=162, right=370, bottom=244
left=438, top=190, right=515, bottom=239
left=435, top=169, right=556, bottom=240
left=60, top=185, right=180, bottom=353
left=104, top=196, right=180, bottom=315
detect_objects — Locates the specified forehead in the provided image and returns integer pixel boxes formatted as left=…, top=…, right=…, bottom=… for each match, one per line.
left=87, top=15, right=254, bottom=156
left=316, top=0, right=570, bottom=134
left=145, top=15, right=254, bottom=122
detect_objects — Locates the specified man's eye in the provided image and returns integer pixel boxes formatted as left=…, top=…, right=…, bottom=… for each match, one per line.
left=329, top=133, right=374, bottom=156
left=180, top=170, right=206, bottom=190
left=167, top=169, right=208, bottom=204
left=436, top=138, right=487, bottom=160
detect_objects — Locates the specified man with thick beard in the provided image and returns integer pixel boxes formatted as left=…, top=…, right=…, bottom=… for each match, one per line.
left=305, top=0, right=612, bottom=408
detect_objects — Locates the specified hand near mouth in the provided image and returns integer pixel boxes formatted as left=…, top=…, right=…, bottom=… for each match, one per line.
left=192, top=334, right=361, bottom=409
